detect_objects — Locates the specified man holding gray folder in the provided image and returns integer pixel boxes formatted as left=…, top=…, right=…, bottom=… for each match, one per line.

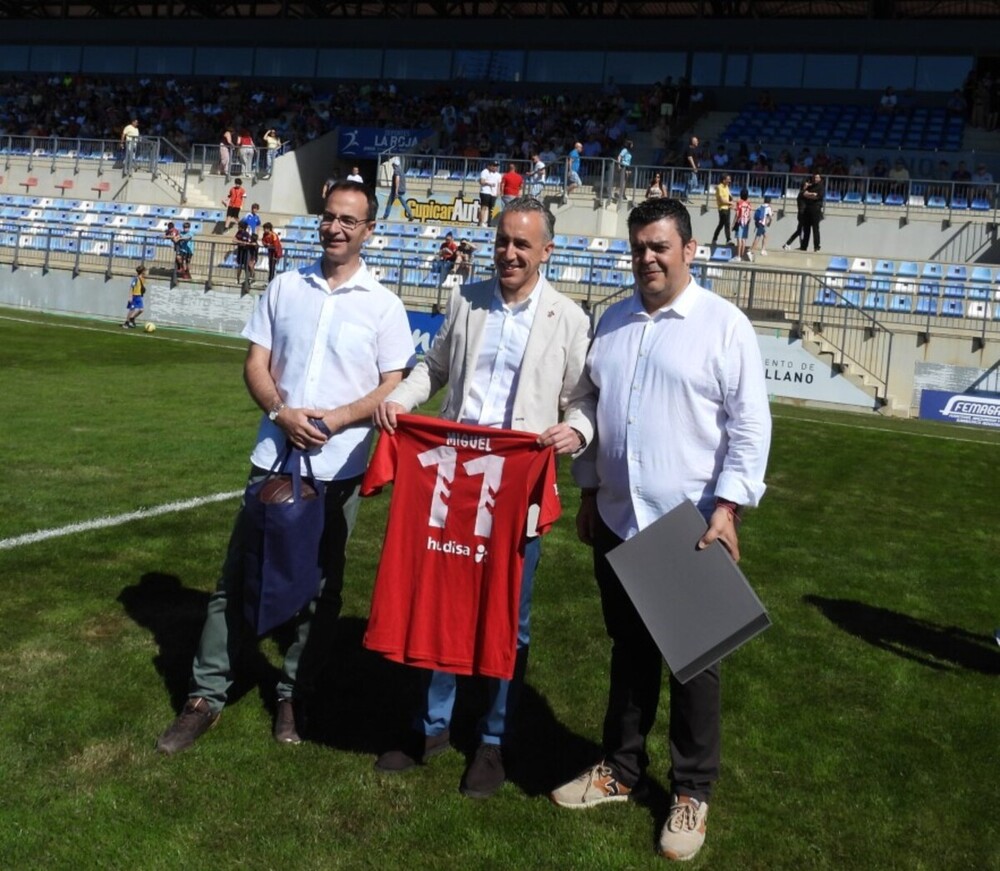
left=550, top=198, right=771, bottom=862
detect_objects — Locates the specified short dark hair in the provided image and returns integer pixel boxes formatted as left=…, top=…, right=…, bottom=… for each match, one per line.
left=498, top=196, right=555, bottom=242
left=627, top=198, right=693, bottom=246
left=325, top=180, right=378, bottom=221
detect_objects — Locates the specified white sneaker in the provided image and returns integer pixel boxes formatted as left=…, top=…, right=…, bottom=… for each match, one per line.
left=745, top=252, right=753, bottom=262
left=781, top=243, right=790, bottom=251
left=550, top=762, right=635, bottom=808
left=761, top=249, right=768, bottom=256
left=659, top=795, right=709, bottom=861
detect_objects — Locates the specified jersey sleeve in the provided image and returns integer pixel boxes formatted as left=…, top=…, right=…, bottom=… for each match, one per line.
left=360, top=430, right=399, bottom=496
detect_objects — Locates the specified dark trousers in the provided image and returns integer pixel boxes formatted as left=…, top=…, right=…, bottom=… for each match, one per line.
left=800, top=211, right=821, bottom=250
left=594, top=514, right=721, bottom=802
left=711, top=209, right=731, bottom=245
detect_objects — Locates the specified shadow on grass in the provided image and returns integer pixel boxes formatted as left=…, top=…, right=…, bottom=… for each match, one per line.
left=117, top=572, right=280, bottom=713
left=117, top=579, right=645, bottom=801
left=804, top=595, right=1000, bottom=675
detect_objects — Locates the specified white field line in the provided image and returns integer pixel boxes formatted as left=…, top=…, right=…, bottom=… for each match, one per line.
left=0, top=313, right=245, bottom=352
left=0, top=491, right=243, bottom=551
left=771, top=413, right=1000, bottom=447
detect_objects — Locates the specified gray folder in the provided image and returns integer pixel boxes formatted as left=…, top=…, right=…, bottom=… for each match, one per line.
left=605, top=500, right=771, bottom=684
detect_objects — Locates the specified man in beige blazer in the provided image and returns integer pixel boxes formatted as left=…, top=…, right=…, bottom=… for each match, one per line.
left=372, top=196, right=593, bottom=799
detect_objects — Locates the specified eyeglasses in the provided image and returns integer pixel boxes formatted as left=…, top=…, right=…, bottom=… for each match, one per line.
left=319, top=214, right=371, bottom=231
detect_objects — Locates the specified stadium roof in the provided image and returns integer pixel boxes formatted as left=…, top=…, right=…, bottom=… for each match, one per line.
left=0, top=1, right=997, bottom=18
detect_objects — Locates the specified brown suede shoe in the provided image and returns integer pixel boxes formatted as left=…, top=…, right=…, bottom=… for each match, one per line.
left=273, top=699, right=303, bottom=745
left=156, top=697, right=219, bottom=755
left=459, top=743, right=505, bottom=799
left=374, top=730, right=451, bottom=772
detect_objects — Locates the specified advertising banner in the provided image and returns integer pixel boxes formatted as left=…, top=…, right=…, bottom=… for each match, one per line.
left=338, top=127, right=434, bottom=158
left=757, top=336, right=878, bottom=408
left=918, top=390, right=1000, bottom=428
left=407, top=309, right=445, bottom=355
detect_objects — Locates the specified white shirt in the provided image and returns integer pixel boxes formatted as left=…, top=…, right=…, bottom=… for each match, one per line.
left=346, top=173, right=363, bottom=183
left=480, top=169, right=501, bottom=196
left=461, top=282, right=540, bottom=429
left=573, top=280, right=771, bottom=540
left=243, top=259, right=415, bottom=480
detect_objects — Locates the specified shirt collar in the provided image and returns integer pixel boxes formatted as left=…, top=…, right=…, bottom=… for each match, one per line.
left=627, top=277, right=702, bottom=319
left=492, top=273, right=542, bottom=313
left=303, top=257, right=378, bottom=295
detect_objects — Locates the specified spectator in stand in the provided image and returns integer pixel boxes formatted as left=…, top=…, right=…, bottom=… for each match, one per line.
left=219, top=129, right=234, bottom=177
left=772, top=151, right=791, bottom=174
left=879, top=86, right=898, bottom=114
left=222, top=178, right=246, bottom=231
left=951, top=160, right=972, bottom=183
left=121, top=117, right=140, bottom=173
left=711, top=173, right=733, bottom=247
left=565, top=142, right=583, bottom=195
left=782, top=178, right=810, bottom=251
left=682, top=135, right=700, bottom=198
left=733, top=188, right=753, bottom=262
left=244, top=202, right=262, bottom=237
left=177, top=222, right=194, bottom=279
left=849, top=156, right=868, bottom=193
left=346, top=166, right=363, bottom=184
left=382, top=156, right=414, bottom=221
left=712, top=145, right=730, bottom=170
left=528, top=153, right=546, bottom=198
left=750, top=196, right=772, bottom=257
left=234, top=220, right=253, bottom=284
left=758, top=90, right=777, bottom=112
left=645, top=171, right=667, bottom=200
left=454, top=239, right=476, bottom=279
left=971, top=163, right=994, bottom=203
left=260, top=222, right=283, bottom=283
left=437, top=231, right=458, bottom=278
left=799, top=173, right=825, bottom=253
left=888, top=159, right=910, bottom=198
left=165, top=221, right=182, bottom=273
left=237, top=129, right=256, bottom=176
left=946, top=88, right=968, bottom=117
left=262, top=128, right=280, bottom=178
left=479, top=159, right=502, bottom=227
left=247, top=232, right=260, bottom=281
left=500, top=162, right=524, bottom=209
left=615, top=139, right=634, bottom=202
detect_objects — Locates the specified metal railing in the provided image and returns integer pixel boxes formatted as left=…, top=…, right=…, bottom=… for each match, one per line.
left=189, top=143, right=287, bottom=183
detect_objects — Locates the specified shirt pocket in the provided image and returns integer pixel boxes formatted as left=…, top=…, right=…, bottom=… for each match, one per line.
left=330, top=320, right=377, bottom=366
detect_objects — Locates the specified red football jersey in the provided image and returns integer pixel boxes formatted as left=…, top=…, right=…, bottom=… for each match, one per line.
left=361, top=414, right=561, bottom=679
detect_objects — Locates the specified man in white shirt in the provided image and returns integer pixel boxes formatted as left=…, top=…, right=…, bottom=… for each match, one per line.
left=121, top=118, right=140, bottom=173
left=550, top=197, right=771, bottom=863
left=478, top=159, right=502, bottom=227
left=156, top=181, right=415, bottom=755
left=372, top=197, right=593, bottom=800
left=346, top=166, right=363, bottom=184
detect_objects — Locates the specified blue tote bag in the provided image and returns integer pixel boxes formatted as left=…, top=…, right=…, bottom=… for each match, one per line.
left=243, top=447, right=326, bottom=636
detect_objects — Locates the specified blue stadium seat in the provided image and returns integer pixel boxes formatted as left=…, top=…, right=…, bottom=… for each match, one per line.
left=941, top=299, right=964, bottom=317
left=827, top=256, right=849, bottom=272
left=926, top=195, right=946, bottom=208
left=845, top=275, right=867, bottom=291
left=945, top=265, right=967, bottom=282
left=950, top=196, right=969, bottom=210
left=942, top=283, right=965, bottom=299
left=710, top=247, right=733, bottom=262
left=970, top=266, right=993, bottom=285
left=841, top=290, right=862, bottom=307
left=889, top=294, right=912, bottom=313
left=970, top=197, right=991, bottom=211
left=897, top=261, right=919, bottom=278
left=863, top=292, right=888, bottom=311
left=918, top=281, right=940, bottom=297
left=874, top=259, right=895, bottom=276
left=842, top=190, right=862, bottom=204
left=885, top=192, right=906, bottom=206
left=915, top=297, right=937, bottom=315
left=968, top=284, right=991, bottom=301
left=814, top=288, right=837, bottom=306
left=922, top=263, right=943, bottom=279
left=865, top=191, right=883, bottom=205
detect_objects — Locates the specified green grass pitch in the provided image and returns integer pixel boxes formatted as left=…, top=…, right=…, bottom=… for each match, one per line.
left=1, top=310, right=998, bottom=870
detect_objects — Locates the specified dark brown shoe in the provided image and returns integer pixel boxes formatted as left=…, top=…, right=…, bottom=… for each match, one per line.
left=156, top=697, right=219, bottom=755
left=374, top=730, right=451, bottom=772
left=459, top=743, right=505, bottom=799
left=273, top=699, right=303, bottom=744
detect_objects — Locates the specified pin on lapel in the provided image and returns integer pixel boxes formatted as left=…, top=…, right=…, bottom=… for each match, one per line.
left=547, top=309, right=555, bottom=318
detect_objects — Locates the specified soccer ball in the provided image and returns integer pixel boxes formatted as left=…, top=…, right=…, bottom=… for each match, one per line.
left=144, top=322, right=156, bottom=333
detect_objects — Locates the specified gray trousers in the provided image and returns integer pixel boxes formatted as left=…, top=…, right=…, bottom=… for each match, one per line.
left=189, top=469, right=362, bottom=713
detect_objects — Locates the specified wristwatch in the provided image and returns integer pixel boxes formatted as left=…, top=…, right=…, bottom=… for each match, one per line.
left=268, top=400, right=286, bottom=422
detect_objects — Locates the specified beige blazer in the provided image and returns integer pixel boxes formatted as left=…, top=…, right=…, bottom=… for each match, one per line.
left=387, top=274, right=594, bottom=445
